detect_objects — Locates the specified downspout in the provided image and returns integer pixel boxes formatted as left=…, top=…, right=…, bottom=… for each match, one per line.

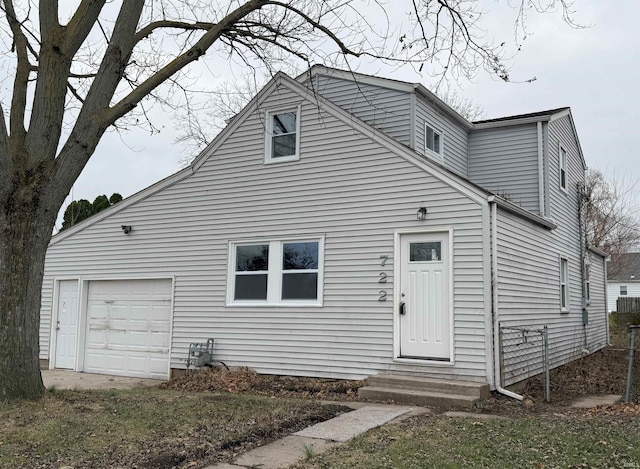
left=578, top=180, right=589, bottom=353
left=490, top=197, right=524, bottom=400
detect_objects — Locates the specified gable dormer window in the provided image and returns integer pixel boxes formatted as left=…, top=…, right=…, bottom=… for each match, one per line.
left=265, top=106, right=301, bottom=164
left=425, top=124, right=443, bottom=159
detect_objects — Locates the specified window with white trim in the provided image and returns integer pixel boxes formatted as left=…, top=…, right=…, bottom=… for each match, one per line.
left=265, top=107, right=300, bottom=163
left=620, top=285, right=628, bottom=296
left=560, top=257, right=569, bottom=312
left=425, top=124, right=443, bottom=159
left=559, top=144, right=568, bottom=191
left=229, top=239, right=322, bottom=305
left=584, top=263, right=590, bottom=304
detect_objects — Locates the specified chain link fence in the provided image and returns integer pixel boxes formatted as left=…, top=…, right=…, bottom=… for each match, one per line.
left=499, top=324, right=550, bottom=402
left=625, top=325, right=640, bottom=403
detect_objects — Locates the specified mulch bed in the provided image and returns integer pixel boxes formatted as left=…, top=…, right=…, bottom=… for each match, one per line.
left=161, top=367, right=362, bottom=401
left=162, top=344, right=640, bottom=416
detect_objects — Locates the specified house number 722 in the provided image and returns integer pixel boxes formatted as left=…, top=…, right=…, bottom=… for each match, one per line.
left=378, top=255, right=390, bottom=301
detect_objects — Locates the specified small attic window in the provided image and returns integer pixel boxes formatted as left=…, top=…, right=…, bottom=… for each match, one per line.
left=265, top=106, right=301, bottom=164
left=559, top=144, right=568, bottom=192
left=425, top=124, right=443, bottom=159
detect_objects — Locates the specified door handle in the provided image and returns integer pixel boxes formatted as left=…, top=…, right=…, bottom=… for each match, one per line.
left=399, top=301, right=406, bottom=315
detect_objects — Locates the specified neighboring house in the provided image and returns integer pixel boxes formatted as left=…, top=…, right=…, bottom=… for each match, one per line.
left=39, top=66, right=607, bottom=392
left=607, top=253, right=640, bottom=312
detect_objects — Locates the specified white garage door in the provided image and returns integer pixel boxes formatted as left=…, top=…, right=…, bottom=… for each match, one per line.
left=84, top=279, right=172, bottom=379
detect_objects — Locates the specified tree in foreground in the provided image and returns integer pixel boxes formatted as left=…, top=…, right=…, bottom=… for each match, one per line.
left=0, top=0, right=578, bottom=399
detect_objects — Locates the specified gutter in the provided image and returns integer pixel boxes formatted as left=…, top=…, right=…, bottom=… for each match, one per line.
left=490, top=198, right=524, bottom=401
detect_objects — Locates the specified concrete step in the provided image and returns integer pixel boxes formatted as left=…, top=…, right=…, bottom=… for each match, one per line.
left=366, top=374, right=489, bottom=399
left=358, top=386, right=480, bottom=409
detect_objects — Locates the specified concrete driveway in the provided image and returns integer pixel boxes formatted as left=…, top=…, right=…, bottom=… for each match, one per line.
left=42, top=369, right=162, bottom=390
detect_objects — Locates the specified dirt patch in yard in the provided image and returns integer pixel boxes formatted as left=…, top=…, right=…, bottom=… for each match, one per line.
left=161, top=367, right=363, bottom=401
left=0, top=389, right=349, bottom=469
left=477, top=345, right=640, bottom=417
left=163, top=339, right=639, bottom=418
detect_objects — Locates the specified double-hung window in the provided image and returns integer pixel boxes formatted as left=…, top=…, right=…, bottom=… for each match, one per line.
left=559, top=144, right=568, bottom=192
left=620, top=285, right=628, bottom=296
left=265, top=106, right=301, bottom=163
left=584, top=262, right=591, bottom=305
left=560, top=257, right=569, bottom=312
left=425, top=124, right=443, bottom=159
left=229, top=238, right=323, bottom=305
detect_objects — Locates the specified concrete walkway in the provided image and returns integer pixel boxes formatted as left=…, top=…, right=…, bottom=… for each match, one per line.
left=205, top=404, right=427, bottom=469
left=42, top=369, right=161, bottom=390
left=40, top=371, right=623, bottom=469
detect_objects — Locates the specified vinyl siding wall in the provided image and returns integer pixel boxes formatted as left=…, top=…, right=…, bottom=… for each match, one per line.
left=414, top=99, right=469, bottom=178
left=496, top=210, right=607, bottom=385
left=41, top=82, right=489, bottom=382
left=469, top=124, right=541, bottom=213
left=607, top=282, right=640, bottom=312
left=495, top=114, right=606, bottom=385
left=313, top=75, right=412, bottom=147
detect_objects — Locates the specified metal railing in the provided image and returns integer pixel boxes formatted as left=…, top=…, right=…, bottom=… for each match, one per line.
left=625, top=325, right=640, bottom=403
left=499, top=324, right=550, bottom=402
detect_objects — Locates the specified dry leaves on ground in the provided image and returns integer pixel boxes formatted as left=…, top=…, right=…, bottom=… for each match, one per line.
left=161, top=367, right=363, bottom=401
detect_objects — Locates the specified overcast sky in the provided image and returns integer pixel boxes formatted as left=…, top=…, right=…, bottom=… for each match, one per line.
left=57, top=0, right=639, bottom=231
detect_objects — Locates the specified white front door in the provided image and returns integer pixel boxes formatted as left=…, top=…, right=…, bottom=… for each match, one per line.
left=399, top=232, right=451, bottom=360
left=55, top=280, right=79, bottom=369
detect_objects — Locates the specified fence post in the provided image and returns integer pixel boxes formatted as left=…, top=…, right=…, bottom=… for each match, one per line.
left=625, top=325, right=637, bottom=403
left=543, top=325, right=550, bottom=403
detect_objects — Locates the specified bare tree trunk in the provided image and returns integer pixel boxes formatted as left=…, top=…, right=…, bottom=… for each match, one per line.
left=0, top=181, right=57, bottom=400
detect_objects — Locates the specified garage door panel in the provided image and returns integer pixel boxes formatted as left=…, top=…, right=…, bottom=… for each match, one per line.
left=84, top=279, right=171, bottom=380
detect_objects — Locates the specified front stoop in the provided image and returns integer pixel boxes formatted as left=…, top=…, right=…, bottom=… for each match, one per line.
left=358, top=374, right=490, bottom=409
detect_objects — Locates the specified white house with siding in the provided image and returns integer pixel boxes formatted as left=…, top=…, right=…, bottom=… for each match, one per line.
left=607, top=253, right=640, bottom=312
left=39, top=66, right=607, bottom=394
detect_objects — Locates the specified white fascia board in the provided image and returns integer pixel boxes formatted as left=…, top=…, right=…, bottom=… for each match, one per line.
left=413, top=85, right=473, bottom=130
left=588, top=246, right=609, bottom=258
left=280, top=73, right=489, bottom=206
left=298, top=65, right=415, bottom=94
left=550, top=109, right=587, bottom=170
left=473, top=115, right=551, bottom=130
left=488, top=195, right=557, bottom=230
left=49, top=167, right=193, bottom=246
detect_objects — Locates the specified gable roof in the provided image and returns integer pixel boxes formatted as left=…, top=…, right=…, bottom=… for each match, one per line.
left=299, top=65, right=473, bottom=130
left=52, top=67, right=564, bottom=244
left=608, top=253, right=640, bottom=282
left=473, top=108, right=570, bottom=125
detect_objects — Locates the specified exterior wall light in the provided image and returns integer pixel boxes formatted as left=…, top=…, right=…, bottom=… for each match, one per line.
left=121, top=225, right=133, bottom=234
left=416, top=207, right=427, bottom=220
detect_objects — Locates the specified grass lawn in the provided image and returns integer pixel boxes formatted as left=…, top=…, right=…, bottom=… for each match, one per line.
left=292, top=412, right=640, bottom=469
left=0, top=387, right=345, bottom=469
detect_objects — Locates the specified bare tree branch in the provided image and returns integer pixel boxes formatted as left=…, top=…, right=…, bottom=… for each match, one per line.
left=106, top=0, right=270, bottom=125
left=133, top=19, right=214, bottom=44
left=25, top=0, right=73, bottom=162
left=39, top=0, right=59, bottom=37
left=267, top=1, right=361, bottom=57
left=2, top=0, right=31, bottom=150
left=62, top=0, right=107, bottom=57
left=53, top=0, right=146, bottom=193
left=581, top=169, right=640, bottom=276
